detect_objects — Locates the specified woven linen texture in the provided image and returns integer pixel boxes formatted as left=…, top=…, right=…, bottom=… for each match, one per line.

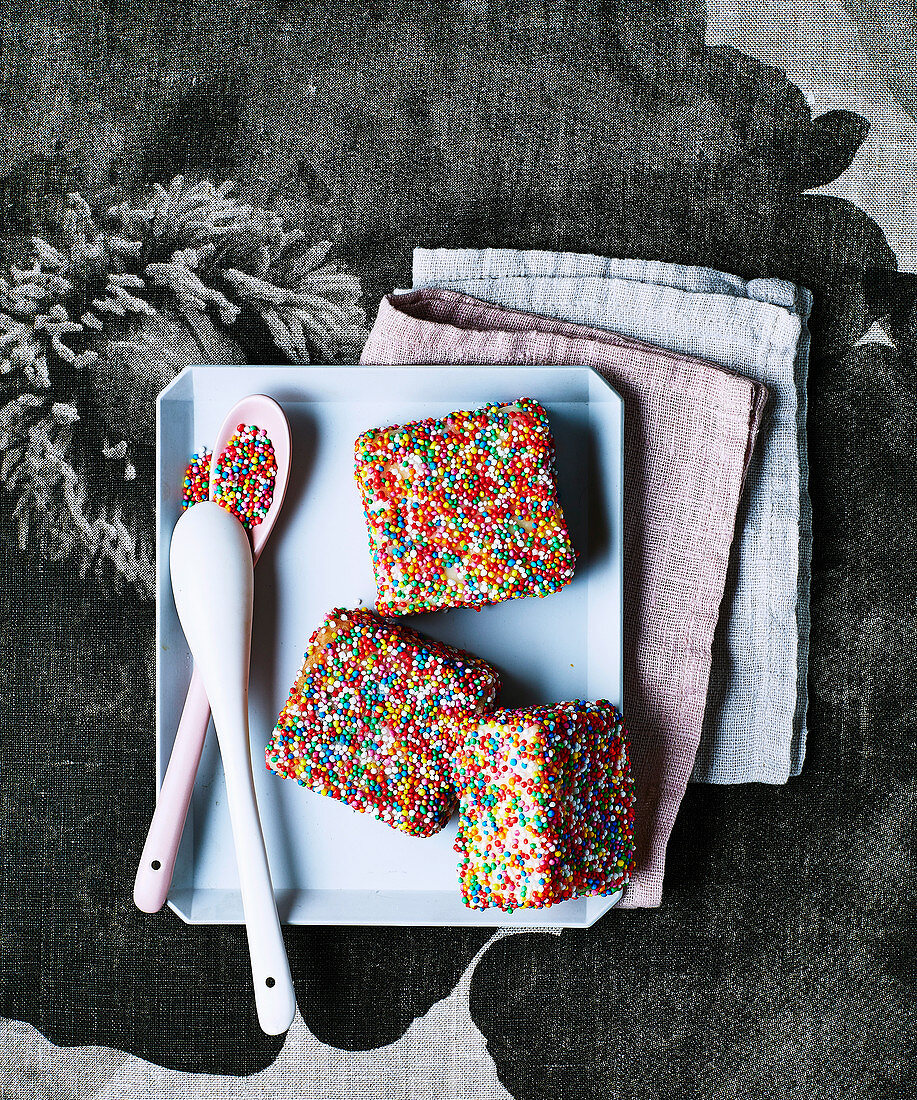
left=3, top=2, right=914, bottom=1095
left=0, top=936, right=514, bottom=1099
left=411, top=253, right=811, bottom=784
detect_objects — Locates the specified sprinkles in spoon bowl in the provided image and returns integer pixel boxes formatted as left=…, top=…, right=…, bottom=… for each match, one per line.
left=181, top=425, right=278, bottom=529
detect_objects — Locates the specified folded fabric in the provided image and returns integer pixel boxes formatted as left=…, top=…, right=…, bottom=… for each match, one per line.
left=360, top=288, right=770, bottom=908
left=413, top=246, right=811, bottom=314
left=411, top=249, right=812, bottom=785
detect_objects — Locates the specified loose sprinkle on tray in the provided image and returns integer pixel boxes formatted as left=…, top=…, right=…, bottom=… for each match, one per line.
left=181, top=448, right=212, bottom=510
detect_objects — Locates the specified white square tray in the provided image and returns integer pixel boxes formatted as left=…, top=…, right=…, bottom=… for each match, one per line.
left=156, top=365, right=623, bottom=927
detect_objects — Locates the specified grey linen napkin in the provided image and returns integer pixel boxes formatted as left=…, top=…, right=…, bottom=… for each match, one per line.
left=412, top=248, right=812, bottom=784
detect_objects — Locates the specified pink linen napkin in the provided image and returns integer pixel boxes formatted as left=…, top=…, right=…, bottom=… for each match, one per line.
left=360, top=289, right=770, bottom=908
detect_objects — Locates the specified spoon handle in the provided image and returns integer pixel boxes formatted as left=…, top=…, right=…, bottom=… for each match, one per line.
left=169, top=502, right=295, bottom=1035
left=217, top=713, right=296, bottom=1036
left=134, top=668, right=211, bottom=913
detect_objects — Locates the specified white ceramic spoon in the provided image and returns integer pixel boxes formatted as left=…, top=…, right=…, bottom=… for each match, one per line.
left=169, top=500, right=295, bottom=1035
left=134, top=396, right=291, bottom=914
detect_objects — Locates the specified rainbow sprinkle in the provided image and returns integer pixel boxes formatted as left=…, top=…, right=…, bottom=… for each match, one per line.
left=354, top=399, right=576, bottom=614
left=181, top=449, right=212, bottom=510
left=181, top=425, right=277, bottom=527
left=453, top=700, right=636, bottom=911
left=265, top=608, right=500, bottom=837
left=210, top=424, right=277, bottom=528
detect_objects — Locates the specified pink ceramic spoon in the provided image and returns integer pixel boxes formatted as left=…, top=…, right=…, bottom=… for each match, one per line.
left=134, top=395, right=292, bottom=914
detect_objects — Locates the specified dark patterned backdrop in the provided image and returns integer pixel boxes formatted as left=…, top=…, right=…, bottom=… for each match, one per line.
left=1, top=2, right=915, bottom=1097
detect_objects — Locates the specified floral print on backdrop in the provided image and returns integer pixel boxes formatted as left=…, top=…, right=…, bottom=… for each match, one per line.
left=1, top=2, right=916, bottom=1097
left=0, top=176, right=366, bottom=597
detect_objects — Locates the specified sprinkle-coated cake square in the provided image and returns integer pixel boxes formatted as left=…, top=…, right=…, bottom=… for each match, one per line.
left=354, top=399, right=576, bottom=614
left=453, top=700, right=635, bottom=911
left=265, top=607, right=500, bottom=837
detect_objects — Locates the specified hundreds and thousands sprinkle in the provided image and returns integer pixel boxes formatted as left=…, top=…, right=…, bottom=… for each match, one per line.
left=182, top=449, right=212, bottom=510
left=181, top=424, right=278, bottom=528
left=264, top=608, right=500, bottom=837
left=354, top=399, right=576, bottom=615
left=453, top=700, right=636, bottom=912
left=211, top=424, right=277, bottom=527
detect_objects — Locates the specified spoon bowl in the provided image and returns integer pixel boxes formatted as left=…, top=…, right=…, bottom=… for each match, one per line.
left=209, top=394, right=293, bottom=565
